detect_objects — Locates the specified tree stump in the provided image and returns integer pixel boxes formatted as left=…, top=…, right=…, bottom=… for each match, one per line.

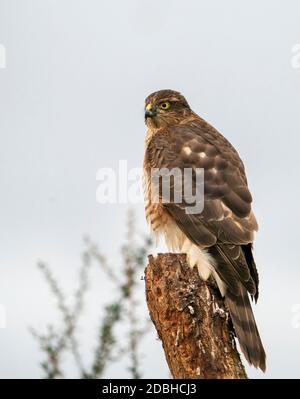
left=144, top=253, right=247, bottom=379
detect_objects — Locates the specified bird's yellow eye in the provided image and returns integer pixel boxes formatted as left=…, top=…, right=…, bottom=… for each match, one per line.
left=159, top=101, right=171, bottom=110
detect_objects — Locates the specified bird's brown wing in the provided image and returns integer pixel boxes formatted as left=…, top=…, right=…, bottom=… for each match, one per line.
left=145, top=118, right=259, bottom=297
left=146, top=118, right=257, bottom=239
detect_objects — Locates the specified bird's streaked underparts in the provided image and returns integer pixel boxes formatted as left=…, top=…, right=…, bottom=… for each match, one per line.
left=143, top=89, right=266, bottom=372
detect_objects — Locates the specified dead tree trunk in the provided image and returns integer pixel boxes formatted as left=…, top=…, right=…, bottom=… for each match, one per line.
left=144, top=253, right=247, bottom=379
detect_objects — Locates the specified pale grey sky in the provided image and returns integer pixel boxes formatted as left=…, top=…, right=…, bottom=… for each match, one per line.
left=0, top=0, right=300, bottom=378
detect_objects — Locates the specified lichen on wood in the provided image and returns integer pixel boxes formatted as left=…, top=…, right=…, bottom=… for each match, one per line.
left=144, top=253, right=247, bottom=379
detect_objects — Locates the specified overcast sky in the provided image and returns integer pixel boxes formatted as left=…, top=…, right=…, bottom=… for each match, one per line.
left=0, top=0, right=300, bottom=378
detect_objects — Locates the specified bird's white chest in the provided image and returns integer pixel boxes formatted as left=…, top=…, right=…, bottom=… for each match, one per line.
left=149, top=215, right=215, bottom=282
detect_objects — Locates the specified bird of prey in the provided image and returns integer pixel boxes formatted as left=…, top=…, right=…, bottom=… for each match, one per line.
left=143, top=89, right=266, bottom=371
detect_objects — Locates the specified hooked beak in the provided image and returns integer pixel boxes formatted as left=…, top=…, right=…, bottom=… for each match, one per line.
left=145, top=103, right=157, bottom=119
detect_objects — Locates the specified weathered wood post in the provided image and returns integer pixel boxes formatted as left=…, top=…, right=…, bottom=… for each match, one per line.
left=145, top=253, right=247, bottom=379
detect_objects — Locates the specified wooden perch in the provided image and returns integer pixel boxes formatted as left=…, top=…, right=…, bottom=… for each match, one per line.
left=144, top=253, right=247, bottom=379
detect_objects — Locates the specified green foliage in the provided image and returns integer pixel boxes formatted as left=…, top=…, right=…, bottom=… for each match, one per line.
left=31, top=211, right=152, bottom=379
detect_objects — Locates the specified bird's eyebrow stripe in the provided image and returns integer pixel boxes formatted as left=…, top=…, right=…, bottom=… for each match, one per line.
left=156, top=97, right=180, bottom=103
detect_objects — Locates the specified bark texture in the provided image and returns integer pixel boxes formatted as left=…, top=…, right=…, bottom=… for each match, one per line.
left=145, top=253, right=247, bottom=379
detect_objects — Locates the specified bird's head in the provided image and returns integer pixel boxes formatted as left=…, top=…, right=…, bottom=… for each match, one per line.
left=144, top=89, right=191, bottom=129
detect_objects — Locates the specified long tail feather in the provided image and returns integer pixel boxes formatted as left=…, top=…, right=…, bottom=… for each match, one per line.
left=225, top=284, right=266, bottom=372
